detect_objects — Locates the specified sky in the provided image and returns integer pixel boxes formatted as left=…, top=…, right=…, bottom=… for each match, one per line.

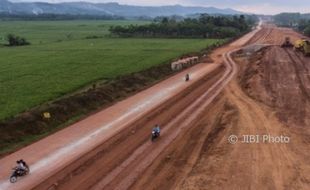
left=9, top=0, right=310, bottom=14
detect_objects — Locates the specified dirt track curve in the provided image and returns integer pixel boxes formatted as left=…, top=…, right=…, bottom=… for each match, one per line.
left=1, top=22, right=310, bottom=190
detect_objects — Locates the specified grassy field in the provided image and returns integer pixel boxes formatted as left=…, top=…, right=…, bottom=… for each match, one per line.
left=0, top=20, right=225, bottom=121
left=0, top=20, right=150, bottom=45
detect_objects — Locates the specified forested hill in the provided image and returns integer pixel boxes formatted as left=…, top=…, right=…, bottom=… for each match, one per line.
left=0, top=0, right=244, bottom=17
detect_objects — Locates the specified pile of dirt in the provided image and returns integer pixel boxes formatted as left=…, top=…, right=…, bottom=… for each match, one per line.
left=0, top=62, right=178, bottom=156
left=236, top=45, right=310, bottom=127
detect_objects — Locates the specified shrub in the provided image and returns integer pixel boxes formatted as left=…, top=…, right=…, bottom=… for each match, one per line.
left=6, top=34, right=30, bottom=46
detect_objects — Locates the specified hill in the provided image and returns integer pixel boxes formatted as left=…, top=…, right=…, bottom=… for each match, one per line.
left=1, top=0, right=244, bottom=17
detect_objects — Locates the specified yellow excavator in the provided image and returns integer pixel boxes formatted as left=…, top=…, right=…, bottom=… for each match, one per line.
left=294, top=39, right=310, bottom=56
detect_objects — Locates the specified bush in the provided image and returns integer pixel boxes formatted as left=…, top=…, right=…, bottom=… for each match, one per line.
left=304, top=26, right=310, bottom=37
left=6, top=34, right=30, bottom=46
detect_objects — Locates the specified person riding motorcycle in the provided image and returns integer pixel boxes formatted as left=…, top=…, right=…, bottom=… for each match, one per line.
left=185, top=73, right=190, bottom=81
left=10, top=160, right=29, bottom=183
left=153, top=124, right=160, bottom=135
left=151, top=124, right=161, bottom=141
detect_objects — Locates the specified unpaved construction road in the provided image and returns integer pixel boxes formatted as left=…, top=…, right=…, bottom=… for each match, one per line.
left=0, top=23, right=309, bottom=190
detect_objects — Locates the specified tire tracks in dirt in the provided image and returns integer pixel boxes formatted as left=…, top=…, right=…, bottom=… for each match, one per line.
left=90, top=47, right=240, bottom=190
left=179, top=24, right=310, bottom=190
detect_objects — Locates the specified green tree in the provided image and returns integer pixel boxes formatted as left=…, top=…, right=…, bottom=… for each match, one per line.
left=6, top=34, right=30, bottom=46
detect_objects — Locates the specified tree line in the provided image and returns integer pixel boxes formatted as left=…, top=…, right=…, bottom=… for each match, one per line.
left=0, top=13, right=125, bottom=21
left=274, top=13, right=310, bottom=36
left=109, top=14, right=258, bottom=38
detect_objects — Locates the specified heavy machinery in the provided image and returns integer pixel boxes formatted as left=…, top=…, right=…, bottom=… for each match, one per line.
left=281, top=37, right=294, bottom=48
left=294, top=39, right=310, bottom=56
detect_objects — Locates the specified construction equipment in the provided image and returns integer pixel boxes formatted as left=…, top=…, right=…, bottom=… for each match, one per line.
left=294, top=39, right=310, bottom=56
left=281, top=37, right=293, bottom=48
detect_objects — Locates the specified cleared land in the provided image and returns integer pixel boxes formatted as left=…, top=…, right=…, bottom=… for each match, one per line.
left=0, top=20, right=224, bottom=120
left=178, top=25, right=310, bottom=190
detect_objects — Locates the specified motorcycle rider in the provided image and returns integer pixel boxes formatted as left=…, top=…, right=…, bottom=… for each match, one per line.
left=10, top=160, right=29, bottom=183
left=16, top=160, right=28, bottom=173
left=20, top=160, right=28, bottom=169
left=152, top=124, right=161, bottom=136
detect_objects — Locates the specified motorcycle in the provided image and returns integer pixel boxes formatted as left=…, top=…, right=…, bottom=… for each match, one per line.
left=185, top=74, right=190, bottom=82
left=151, top=130, right=160, bottom=141
left=10, top=166, right=29, bottom=183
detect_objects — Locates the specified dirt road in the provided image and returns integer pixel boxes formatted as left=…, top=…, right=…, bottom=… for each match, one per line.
left=1, top=23, right=309, bottom=190
left=109, top=24, right=310, bottom=190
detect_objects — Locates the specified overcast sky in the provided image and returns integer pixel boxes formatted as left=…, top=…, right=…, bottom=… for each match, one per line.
left=9, top=0, right=310, bottom=14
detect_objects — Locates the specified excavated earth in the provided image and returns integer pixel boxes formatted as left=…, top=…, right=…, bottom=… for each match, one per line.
left=177, top=25, right=310, bottom=190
